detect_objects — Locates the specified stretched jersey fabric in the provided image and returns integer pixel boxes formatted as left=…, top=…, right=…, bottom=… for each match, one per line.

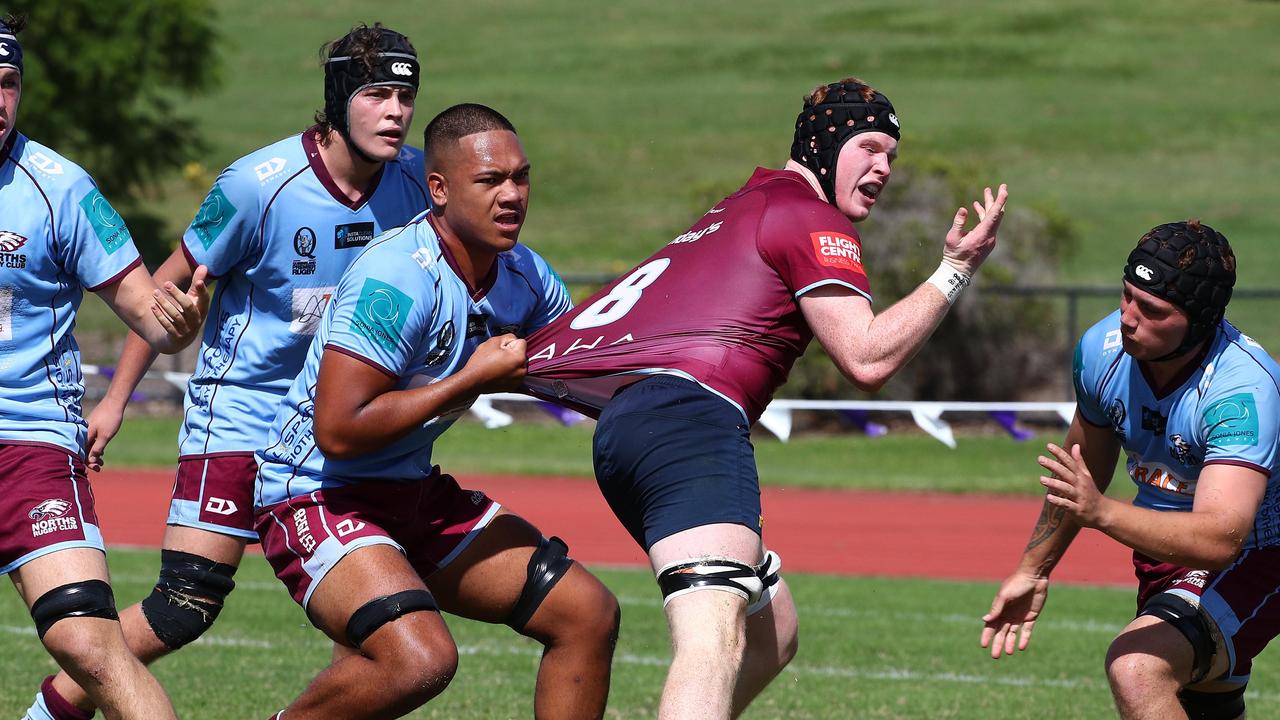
left=525, top=167, right=871, bottom=424
left=256, top=212, right=570, bottom=507
left=1074, top=310, right=1280, bottom=548
left=179, top=129, right=427, bottom=458
left=0, top=132, right=143, bottom=455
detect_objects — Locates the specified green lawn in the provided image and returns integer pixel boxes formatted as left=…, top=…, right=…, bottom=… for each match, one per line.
left=106, top=412, right=1133, bottom=497
left=6, top=548, right=1278, bottom=719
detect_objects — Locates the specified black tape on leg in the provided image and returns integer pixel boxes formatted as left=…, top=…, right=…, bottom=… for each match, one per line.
left=140, top=549, right=237, bottom=650
left=507, top=536, right=573, bottom=632
left=1179, top=686, right=1247, bottom=720
left=30, top=579, right=119, bottom=639
left=1139, top=593, right=1216, bottom=684
left=346, top=590, right=438, bottom=647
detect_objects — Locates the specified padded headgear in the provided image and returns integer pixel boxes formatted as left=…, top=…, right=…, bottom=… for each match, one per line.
left=1123, top=220, right=1235, bottom=360
left=323, top=25, right=419, bottom=149
left=0, top=20, right=24, bottom=76
left=790, top=80, right=900, bottom=205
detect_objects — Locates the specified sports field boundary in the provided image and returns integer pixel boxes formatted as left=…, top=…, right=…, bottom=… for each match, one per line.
left=94, top=469, right=1135, bottom=586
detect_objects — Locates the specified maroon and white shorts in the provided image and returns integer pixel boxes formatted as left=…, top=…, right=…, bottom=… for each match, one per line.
left=255, top=470, right=500, bottom=610
left=166, top=454, right=258, bottom=540
left=0, top=444, right=104, bottom=575
left=1135, top=547, right=1280, bottom=683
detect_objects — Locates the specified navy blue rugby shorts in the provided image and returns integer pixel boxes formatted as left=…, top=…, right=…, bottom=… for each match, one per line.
left=592, top=374, right=762, bottom=551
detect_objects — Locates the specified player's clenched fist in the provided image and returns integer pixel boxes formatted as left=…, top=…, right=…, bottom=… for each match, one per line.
left=465, top=334, right=528, bottom=393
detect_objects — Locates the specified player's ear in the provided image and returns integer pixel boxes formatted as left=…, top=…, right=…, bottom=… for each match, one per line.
left=427, top=170, right=448, bottom=209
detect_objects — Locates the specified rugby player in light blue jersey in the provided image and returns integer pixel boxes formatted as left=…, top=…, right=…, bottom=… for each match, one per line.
left=38, top=22, right=430, bottom=720
left=1, top=14, right=210, bottom=720
left=256, top=103, right=618, bottom=720
left=984, top=221, right=1280, bottom=720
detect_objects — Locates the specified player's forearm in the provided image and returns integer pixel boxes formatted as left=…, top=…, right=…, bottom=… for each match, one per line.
left=98, top=331, right=162, bottom=410
left=1092, top=500, right=1248, bottom=570
left=1015, top=499, right=1084, bottom=578
left=316, top=370, right=486, bottom=460
left=833, top=283, right=951, bottom=391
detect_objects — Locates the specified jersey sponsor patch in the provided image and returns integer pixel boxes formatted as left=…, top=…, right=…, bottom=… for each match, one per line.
left=78, top=188, right=132, bottom=254
left=1203, top=393, right=1260, bottom=447
left=352, top=278, right=414, bottom=351
left=191, top=185, right=237, bottom=250
left=290, top=286, right=335, bottom=335
left=335, top=222, right=375, bottom=250
left=810, top=232, right=863, bottom=273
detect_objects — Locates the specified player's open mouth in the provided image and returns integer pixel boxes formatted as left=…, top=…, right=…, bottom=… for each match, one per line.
left=377, top=129, right=402, bottom=142
left=495, top=211, right=521, bottom=229
left=858, top=183, right=882, bottom=200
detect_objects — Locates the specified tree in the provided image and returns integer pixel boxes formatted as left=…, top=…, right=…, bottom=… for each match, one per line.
left=11, top=0, right=218, bottom=262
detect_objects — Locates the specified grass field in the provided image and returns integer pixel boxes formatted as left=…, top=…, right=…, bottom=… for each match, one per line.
left=9, top=548, right=1280, bottom=719
left=103, top=413, right=1135, bottom=497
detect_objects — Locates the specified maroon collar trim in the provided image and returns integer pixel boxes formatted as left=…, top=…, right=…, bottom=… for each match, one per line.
left=427, top=214, right=499, bottom=301
left=301, top=126, right=385, bottom=210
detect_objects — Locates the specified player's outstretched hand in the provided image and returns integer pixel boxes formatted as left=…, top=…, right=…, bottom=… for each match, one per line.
left=1039, top=443, right=1108, bottom=528
left=151, top=264, right=210, bottom=350
left=467, top=334, right=528, bottom=394
left=942, top=184, right=1008, bottom=276
left=981, top=571, right=1049, bottom=659
left=84, top=400, right=125, bottom=472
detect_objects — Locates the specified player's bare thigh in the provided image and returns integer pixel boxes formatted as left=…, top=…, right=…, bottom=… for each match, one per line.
left=160, top=524, right=248, bottom=567
left=649, top=522, right=764, bottom=571
left=1108, top=612, right=1232, bottom=687
left=9, top=547, right=111, bottom=606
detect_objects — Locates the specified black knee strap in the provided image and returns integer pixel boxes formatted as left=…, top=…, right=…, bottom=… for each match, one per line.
left=1179, top=685, right=1247, bottom=720
left=140, top=549, right=237, bottom=650
left=30, top=579, right=119, bottom=639
left=507, top=536, right=573, bottom=632
left=1140, top=593, right=1216, bottom=684
left=346, top=589, right=438, bottom=647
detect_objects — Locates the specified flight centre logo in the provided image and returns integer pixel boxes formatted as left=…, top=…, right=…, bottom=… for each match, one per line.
left=810, top=232, right=864, bottom=273
left=29, top=498, right=79, bottom=537
left=0, top=230, right=27, bottom=269
left=292, top=227, right=317, bottom=275
left=335, top=222, right=375, bottom=250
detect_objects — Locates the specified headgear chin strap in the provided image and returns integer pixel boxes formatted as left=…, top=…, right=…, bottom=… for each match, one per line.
left=1123, top=221, right=1235, bottom=361
left=323, top=26, right=419, bottom=162
left=791, top=80, right=900, bottom=205
left=0, top=22, right=23, bottom=76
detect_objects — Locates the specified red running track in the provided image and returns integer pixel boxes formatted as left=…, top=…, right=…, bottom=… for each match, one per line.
left=92, top=470, right=1137, bottom=587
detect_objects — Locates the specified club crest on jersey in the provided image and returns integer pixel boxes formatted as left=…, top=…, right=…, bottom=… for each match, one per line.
left=1168, top=434, right=1201, bottom=466
left=0, top=230, right=28, bottom=268
left=424, top=319, right=456, bottom=367
left=810, top=232, right=863, bottom=273
left=292, top=227, right=317, bottom=275
left=1107, top=399, right=1127, bottom=441
left=29, top=499, right=79, bottom=537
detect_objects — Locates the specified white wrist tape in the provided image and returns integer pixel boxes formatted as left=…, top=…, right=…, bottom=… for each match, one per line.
left=926, top=261, right=971, bottom=305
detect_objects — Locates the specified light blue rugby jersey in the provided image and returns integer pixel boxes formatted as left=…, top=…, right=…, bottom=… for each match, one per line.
left=1075, top=310, right=1280, bottom=548
left=179, top=129, right=427, bottom=458
left=256, top=212, right=571, bottom=507
left=0, top=132, right=143, bottom=455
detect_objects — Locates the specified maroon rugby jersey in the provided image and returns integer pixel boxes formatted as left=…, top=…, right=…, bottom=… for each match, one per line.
left=525, top=168, right=871, bottom=424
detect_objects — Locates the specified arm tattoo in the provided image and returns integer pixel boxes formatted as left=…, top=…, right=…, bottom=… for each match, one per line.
left=1025, top=502, right=1067, bottom=552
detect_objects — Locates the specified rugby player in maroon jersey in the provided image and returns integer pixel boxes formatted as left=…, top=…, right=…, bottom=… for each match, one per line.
left=524, top=78, right=1008, bottom=719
